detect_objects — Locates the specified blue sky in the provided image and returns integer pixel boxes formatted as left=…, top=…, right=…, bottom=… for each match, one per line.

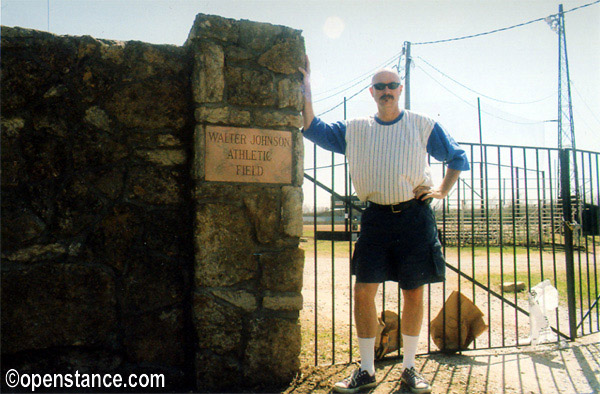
left=2, top=0, right=598, bottom=149
left=2, top=0, right=599, bottom=205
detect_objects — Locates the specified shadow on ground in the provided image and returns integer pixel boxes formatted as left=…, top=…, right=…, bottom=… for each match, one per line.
left=284, top=333, right=600, bottom=394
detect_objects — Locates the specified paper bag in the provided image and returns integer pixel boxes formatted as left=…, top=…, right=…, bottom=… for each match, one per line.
left=430, top=291, right=488, bottom=352
left=375, top=310, right=402, bottom=360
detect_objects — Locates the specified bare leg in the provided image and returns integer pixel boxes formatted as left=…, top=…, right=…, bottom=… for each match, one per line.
left=399, top=286, right=432, bottom=393
left=401, top=285, right=425, bottom=372
left=401, top=286, right=424, bottom=336
left=354, top=282, right=380, bottom=338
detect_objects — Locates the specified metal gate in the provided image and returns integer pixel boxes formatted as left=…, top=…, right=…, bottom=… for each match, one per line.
left=301, top=141, right=600, bottom=366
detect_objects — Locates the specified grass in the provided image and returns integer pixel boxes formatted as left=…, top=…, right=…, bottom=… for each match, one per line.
left=485, top=270, right=598, bottom=310
left=300, top=317, right=359, bottom=366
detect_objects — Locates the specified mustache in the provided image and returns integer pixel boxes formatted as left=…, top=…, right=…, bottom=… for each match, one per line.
left=380, top=94, right=394, bottom=100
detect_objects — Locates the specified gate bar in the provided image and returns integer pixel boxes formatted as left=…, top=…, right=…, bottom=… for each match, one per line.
left=560, top=148, right=578, bottom=340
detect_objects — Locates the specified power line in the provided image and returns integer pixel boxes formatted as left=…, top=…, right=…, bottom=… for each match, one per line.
left=412, top=0, right=600, bottom=46
left=570, top=80, right=600, bottom=127
left=317, top=82, right=371, bottom=117
left=416, top=56, right=556, bottom=105
left=314, top=55, right=400, bottom=102
left=416, top=64, right=549, bottom=125
left=313, top=1, right=599, bottom=119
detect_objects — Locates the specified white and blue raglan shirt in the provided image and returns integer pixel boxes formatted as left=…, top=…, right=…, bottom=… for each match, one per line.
left=303, top=110, right=470, bottom=205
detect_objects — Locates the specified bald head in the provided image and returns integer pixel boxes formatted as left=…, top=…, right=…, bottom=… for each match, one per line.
left=369, top=68, right=403, bottom=121
left=371, top=68, right=400, bottom=84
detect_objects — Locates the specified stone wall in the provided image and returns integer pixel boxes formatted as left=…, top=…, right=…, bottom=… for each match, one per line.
left=1, top=14, right=305, bottom=393
left=187, top=14, right=305, bottom=391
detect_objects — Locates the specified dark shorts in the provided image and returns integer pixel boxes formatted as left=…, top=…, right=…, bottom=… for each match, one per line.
left=351, top=200, right=446, bottom=289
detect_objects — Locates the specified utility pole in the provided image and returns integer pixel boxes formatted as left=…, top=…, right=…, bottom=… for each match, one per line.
left=404, top=41, right=411, bottom=110
left=547, top=5, right=579, bottom=206
left=547, top=3, right=579, bottom=340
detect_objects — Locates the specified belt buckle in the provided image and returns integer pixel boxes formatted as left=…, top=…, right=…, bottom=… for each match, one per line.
left=391, top=204, right=402, bottom=213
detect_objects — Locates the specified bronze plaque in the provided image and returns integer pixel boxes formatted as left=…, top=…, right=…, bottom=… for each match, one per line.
left=205, top=125, right=293, bottom=184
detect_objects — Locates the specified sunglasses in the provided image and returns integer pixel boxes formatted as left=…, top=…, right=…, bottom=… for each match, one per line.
left=372, top=82, right=401, bottom=90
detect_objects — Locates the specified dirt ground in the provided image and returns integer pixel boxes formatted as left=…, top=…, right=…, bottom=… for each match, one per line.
left=284, top=332, right=600, bottom=394
left=289, top=238, right=600, bottom=394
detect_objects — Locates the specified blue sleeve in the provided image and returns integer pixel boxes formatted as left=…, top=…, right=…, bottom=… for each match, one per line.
left=426, top=123, right=470, bottom=171
left=302, top=117, right=347, bottom=154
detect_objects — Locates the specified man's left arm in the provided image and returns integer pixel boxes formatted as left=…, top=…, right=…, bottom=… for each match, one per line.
left=415, top=123, right=470, bottom=201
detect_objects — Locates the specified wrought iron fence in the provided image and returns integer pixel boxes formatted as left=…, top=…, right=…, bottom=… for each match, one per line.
left=301, top=141, right=599, bottom=366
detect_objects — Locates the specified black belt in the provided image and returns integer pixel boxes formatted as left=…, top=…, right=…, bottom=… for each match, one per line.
left=367, top=198, right=430, bottom=213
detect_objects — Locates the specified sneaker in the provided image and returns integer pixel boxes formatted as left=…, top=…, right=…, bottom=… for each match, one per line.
left=333, top=368, right=377, bottom=393
left=401, top=367, right=432, bottom=394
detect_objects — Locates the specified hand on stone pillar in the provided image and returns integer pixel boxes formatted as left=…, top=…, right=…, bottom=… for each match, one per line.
left=298, top=55, right=314, bottom=130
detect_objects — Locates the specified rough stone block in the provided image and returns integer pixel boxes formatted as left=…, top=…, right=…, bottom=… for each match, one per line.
left=253, top=110, right=303, bottom=128
left=1, top=263, right=117, bottom=354
left=134, top=149, right=187, bottom=166
left=1, top=28, right=78, bottom=113
left=195, top=351, right=241, bottom=392
left=1, top=127, right=28, bottom=187
left=0, top=208, right=47, bottom=249
left=193, top=293, right=243, bottom=355
left=123, top=308, right=186, bottom=366
left=20, top=129, right=71, bottom=182
left=105, top=79, right=187, bottom=129
left=263, top=293, right=303, bottom=311
left=225, top=46, right=254, bottom=62
left=192, top=41, right=225, bottom=104
left=121, top=41, right=188, bottom=80
left=193, top=182, right=246, bottom=202
left=110, top=131, right=181, bottom=154
left=194, top=106, right=251, bottom=126
left=258, top=36, right=305, bottom=75
left=81, top=166, right=126, bottom=201
left=282, top=186, right=303, bottom=238
left=119, top=252, right=185, bottom=313
left=186, top=14, right=240, bottom=44
left=2, top=243, right=66, bottom=262
left=123, top=307, right=185, bottom=366
left=195, top=203, right=257, bottom=287
left=277, top=78, right=303, bottom=110
left=71, top=126, right=128, bottom=170
left=192, top=125, right=205, bottom=181
left=126, top=166, right=184, bottom=205
left=84, top=106, right=112, bottom=132
left=238, top=20, right=284, bottom=52
left=260, top=248, right=305, bottom=293
left=293, top=130, right=304, bottom=186
left=1, top=117, right=26, bottom=137
left=243, top=189, right=281, bottom=244
left=243, top=317, right=301, bottom=387
left=210, top=289, right=258, bottom=312
left=85, top=204, right=143, bottom=272
left=226, top=66, right=275, bottom=107
left=54, top=176, right=107, bottom=238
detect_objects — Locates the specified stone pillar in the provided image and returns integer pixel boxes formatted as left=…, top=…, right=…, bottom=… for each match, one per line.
left=185, top=14, right=305, bottom=392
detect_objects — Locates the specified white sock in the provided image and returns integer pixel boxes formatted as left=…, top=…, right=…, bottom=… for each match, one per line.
left=358, top=337, right=376, bottom=376
left=401, top=334, right=420, bottom=370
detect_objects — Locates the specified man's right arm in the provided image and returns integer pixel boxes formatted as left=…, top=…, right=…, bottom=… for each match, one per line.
left=298, top=56, right=346, bottom=154
left=299, top=56, right=315, bottom=130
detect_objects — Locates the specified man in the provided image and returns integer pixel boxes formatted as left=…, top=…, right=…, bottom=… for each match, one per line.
left=299, top=57, right=469, bottom=394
